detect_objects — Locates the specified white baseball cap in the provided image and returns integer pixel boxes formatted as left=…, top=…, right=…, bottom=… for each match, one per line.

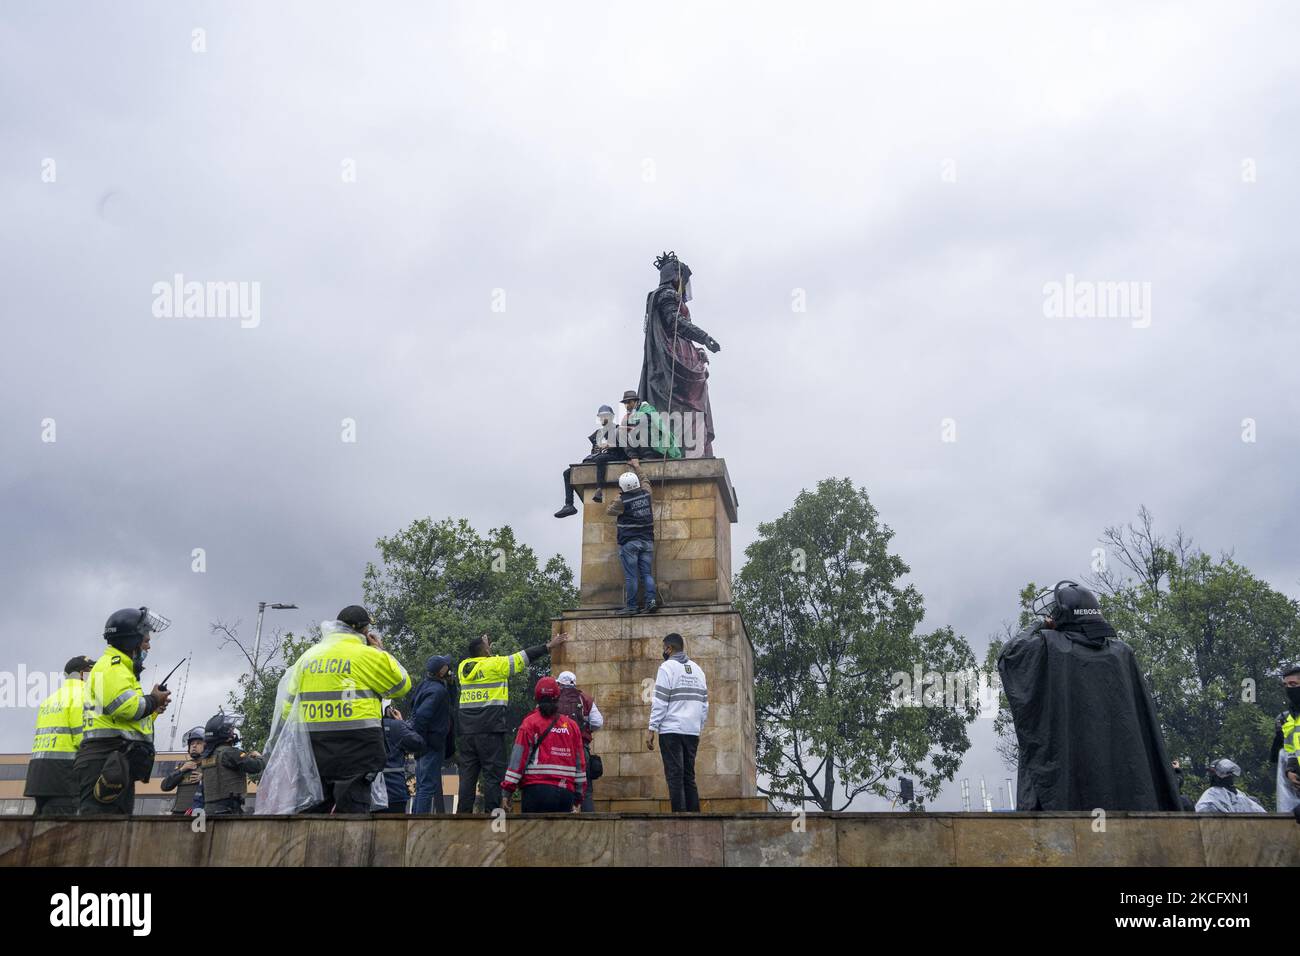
left=556, top=671, right=577, bottom=687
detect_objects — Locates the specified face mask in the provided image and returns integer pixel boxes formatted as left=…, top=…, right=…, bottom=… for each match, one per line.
left=663, top=651, right=671, bottom=661
left=1286, top=685, right=1300, bottom=709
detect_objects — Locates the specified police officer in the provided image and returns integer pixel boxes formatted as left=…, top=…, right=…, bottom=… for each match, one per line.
left=160, top=726, right=206, bottom=815
left=23, top=656, right=94, bottom=816
left=76, top=607, right=172, bottom=815
left=1271, top=662, right=1300, bottom=816
left=455, top=629, right=568, bottom=813
left=998, top=582, right=1181, bottom=811
left=198, top=712, right=264, bottom=815
left=283, top=605, right=411, bottom=813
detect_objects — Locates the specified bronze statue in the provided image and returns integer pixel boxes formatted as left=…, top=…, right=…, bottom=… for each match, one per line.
left=638, top=252, right=721, bottom=458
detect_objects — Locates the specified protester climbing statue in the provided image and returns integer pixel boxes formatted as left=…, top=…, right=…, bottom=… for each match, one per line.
left=639, top=251, right=721, bottom=458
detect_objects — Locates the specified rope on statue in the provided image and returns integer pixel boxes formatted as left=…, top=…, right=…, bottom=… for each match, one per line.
left=648, top=251, right=684, bottom=603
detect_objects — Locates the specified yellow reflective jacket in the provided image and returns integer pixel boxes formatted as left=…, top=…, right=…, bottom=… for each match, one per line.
left=31, top=677, right=85, bottom=758
left=83, top=648, right=155, bottom=744
left=458, top=650, right=529, bottom=734
left=283, top=631, right=411, bottom=733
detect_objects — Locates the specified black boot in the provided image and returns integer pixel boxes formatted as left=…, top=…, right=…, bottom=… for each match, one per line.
left=592, top=490, right=604, bottom=503
left=554, top=503, right=578, bottom=518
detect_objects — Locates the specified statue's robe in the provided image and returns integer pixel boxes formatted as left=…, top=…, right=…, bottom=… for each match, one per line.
left=639, top=284, right=715, bottom=458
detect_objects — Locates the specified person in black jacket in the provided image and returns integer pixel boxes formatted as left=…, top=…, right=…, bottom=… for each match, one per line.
left=555, top=404, right=626, bottom=518
left=199, top=713, right=264, bottom=816
left=998, top=581, right=1181, bottom=811
left=160, top=726, right=206, bottom=815
left=379, top=706, right=426, bottom=814
left=607, top=471, right=657, bottom=615
left=410, top=655, right=455, bottom=813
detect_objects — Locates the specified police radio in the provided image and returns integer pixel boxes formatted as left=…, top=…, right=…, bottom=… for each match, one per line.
left=158, top=656, right=189, bottom=691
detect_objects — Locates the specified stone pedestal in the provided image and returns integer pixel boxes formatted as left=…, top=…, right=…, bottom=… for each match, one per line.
left=552, top=457, right=765, bottom=812
left=569, top=457, right=738, bottom=609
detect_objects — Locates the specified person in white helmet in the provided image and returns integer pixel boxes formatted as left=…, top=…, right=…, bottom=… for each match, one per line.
left=555, top=671, right=603, bottom=812
left=607, top=471, right=657, bottom=614
left=1194, top=758, right=1267, bottom=813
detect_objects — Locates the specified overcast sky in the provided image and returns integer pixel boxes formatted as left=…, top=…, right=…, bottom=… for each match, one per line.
left=2, top=1, right=1298, bottom=809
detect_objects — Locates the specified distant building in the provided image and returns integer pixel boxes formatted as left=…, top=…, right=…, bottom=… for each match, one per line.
left=0, top=752, right=459, bottom=813
left=0, top=751, right=223, bottom=815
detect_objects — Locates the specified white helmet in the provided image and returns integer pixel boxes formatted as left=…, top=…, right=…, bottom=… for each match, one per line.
left=619, top=472, right=640, bottom=492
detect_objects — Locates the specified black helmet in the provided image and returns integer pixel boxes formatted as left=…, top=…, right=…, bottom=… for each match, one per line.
left=103, top=607, right=172, bottom=649
left=182, top=726, right=205, bottom=747
left=204, top=712, right=239, bottom=746
left=1031, top=581, right=1107, bottom=627
left=337, top=605, right=373, bottom=632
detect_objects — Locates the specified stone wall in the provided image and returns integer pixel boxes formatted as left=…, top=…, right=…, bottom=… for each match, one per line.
left=569, top=457, right=737, bottom=608
left=550, top=608, right=759, bottom=811
left=556, top=456, right=760, bottom=811
left=3, top=814, right=1295, bottom=867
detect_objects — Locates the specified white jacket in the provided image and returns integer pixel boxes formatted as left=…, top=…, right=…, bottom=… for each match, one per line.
left=649, top=654, right=708, bottom=735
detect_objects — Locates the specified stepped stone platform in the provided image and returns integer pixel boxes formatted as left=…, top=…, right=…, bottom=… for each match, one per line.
left=556, top=456, right=764, bottom=812
left=1, top=813, right=1296, bottom=867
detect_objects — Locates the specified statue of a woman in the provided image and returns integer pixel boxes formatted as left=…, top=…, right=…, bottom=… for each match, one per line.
left=638, top=251, right=721, bottom=458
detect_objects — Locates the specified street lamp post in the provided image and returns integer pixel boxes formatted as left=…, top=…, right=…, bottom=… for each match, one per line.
left=252, top=601, right=298, bottom=682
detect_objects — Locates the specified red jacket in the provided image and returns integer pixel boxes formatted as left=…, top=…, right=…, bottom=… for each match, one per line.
left=502, top=709, right=587, bottom=802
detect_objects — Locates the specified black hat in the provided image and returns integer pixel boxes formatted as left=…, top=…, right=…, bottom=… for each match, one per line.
left=338, top=605, right=373, bottom=630
left=64, top=656, right=94, bottom=676
left=621, top=390, right=639, bottom=404
left=1283, top=662, right=1300, bottom=679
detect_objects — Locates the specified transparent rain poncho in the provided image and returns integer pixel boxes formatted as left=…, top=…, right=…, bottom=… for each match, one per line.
left=1276, top=758, right=1300, bottom=814
left=255, top=621, right=388, bottom=814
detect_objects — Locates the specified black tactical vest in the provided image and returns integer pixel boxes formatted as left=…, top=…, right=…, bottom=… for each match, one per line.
left=617, top=488, right=654, bottom=544
left=200, top=745, right=248, bottom=804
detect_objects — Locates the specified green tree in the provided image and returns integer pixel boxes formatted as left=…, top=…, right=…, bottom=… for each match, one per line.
left=1090, top=508, right=1300, bottom=809
left=361, top=517, right=577, bottom=730
left=733, top=477, right=979, bottom=811
left=220, top=623, right=317, bottom=754
left=220, top=518, right=575, bottom=756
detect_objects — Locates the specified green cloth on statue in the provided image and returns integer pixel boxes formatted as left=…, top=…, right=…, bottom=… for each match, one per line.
left=625, top=402, right=683, bottom=459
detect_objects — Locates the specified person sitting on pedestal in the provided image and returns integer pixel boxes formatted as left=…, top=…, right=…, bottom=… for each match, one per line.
left=617, top=389, right=681, bottom=472
left=555, top=404, right=626, bottom=519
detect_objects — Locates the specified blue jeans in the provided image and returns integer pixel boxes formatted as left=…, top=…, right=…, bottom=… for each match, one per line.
left=619, top=538, right=656, bottom=610
left=412, top=750, right=445, bottom=813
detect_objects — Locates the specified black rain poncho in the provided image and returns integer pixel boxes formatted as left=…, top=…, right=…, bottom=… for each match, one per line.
left=997, top=620, right=1182, bottom=811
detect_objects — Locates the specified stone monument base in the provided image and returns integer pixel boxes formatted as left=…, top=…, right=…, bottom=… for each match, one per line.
left=550, top=606, right=760, bottom=810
